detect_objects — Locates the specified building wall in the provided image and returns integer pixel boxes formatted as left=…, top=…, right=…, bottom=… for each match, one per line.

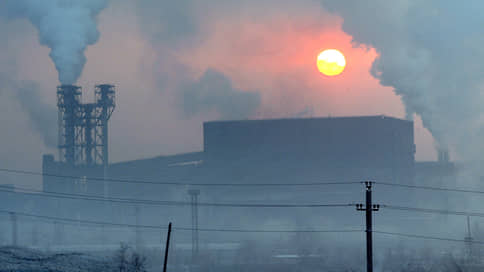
left=204, top=116, right=415, bottom=183
left=43, top=154, right=105, bottom=197
left=41, top=116, right=417, bottom=204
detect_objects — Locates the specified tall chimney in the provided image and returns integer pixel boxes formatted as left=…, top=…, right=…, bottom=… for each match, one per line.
left=57, top=85, right=82, bottom=165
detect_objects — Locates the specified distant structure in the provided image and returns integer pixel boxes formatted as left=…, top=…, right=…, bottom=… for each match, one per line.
left=57, top=84, right=115, bottom=166
left=203, top=116, right=416, bottom=183
left=438, top=148, right=450, bottom=163
left=43, top=84, right=115, bottom=197
left=188, top=189, right=200, bottom=263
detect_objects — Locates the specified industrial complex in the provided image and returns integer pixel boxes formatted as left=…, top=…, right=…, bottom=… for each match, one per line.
left=44, top=114, right=417, bottom=197
left=1, top=84, right=464, bottom=267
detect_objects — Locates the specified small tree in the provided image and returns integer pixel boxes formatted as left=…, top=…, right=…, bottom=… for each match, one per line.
left=130, top=252, right=147, bottom=272
left=114, top=243, right=130, bottom=272
left=114, top=243, right=147, bottom=272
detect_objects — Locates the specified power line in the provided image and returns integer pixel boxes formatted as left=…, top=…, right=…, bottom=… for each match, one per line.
left=0, top=186, right=351, bottom=208
left=374, top=230, right=484, bottom=245
left=0, top=209, right=362, bottom=234
left=4, top=208, right=481, bottom=243
left=0, top=167, right=361, bottom=187
left=382, top=204, right=484, bottom=218
left=377, top=181, right=484, bottom=195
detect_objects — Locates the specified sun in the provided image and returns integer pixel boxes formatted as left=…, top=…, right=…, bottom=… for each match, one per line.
left=317, top=49, right=346, bottom=76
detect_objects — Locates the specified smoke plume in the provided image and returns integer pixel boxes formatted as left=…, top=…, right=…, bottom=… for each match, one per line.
left=321, top=0, right=484, bottom=163
left=4, top=0, right=108, bottom=84
left=132, top=1, right=262, bottom=120
left=15, top=81, right=57, bottom=148
left=181, top=68, right=261, bottom=120
left=0, top=74, right=57, bottom=148
left=135, top=0, right=198, bottom=45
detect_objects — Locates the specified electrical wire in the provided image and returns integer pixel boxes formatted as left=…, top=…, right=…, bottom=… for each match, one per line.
left=374, top=230, right=484, bottom=244
left=382, top=204, right=484, bottom=218
left=377, top=181, right=484, bottom=195
left=0, top=167, right=361, bottom=187
left=0, top=209, right=362, bottom=234
left=3, top=209, right=481, bottom=243
left=0, top=186, right=352, bottom=208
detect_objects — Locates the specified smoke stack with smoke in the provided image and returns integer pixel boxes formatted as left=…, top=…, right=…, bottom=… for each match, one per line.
left=4, top=0, right=108, bottom=84
left=321, top=0, right=484, bottom=166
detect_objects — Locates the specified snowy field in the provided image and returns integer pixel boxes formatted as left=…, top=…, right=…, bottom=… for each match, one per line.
left=0, top=246, right=114, bottom=272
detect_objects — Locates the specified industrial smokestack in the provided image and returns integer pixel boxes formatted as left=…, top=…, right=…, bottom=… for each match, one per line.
left=95, top=84, right=116, bottom=167
left=57, top=85, right=82, bottom=165
left=56, top=84, right=115, bottom=167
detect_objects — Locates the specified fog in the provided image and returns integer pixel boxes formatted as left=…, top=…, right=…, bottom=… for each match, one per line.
left=1, top=1, right=484, bottom=271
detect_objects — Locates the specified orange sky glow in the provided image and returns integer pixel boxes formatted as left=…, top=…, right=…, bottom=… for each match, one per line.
left=178, top=18, right=435, bottom=160
left=13, top=2, right=435, bottom=162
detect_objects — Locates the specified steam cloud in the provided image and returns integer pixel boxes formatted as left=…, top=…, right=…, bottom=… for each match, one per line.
left=182, top=69, right=261, bottom=120
left=322, top=0, right=484, bottom=163
left=135, top=0, right=198, bottom=45
left=15, top=81, right=57, bottom=148
left=133, top=1, right=262, bottom=120
left=0, top=75, right=57, bottom=148
left=4, top=0, right=108, bottom=84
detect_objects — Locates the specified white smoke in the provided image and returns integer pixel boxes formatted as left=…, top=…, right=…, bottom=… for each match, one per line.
left=321, top=0, right=484, bottom=164
left=4, top=0, right=108, bottom=84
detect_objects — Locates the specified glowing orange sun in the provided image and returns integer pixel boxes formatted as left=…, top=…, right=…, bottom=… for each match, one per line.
left=317, top=49, right=346, bottom=76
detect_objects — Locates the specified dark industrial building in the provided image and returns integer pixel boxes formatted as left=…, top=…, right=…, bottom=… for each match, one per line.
left=42, top=115, right=416, bottom=199
left=203, top=117, right=415, bottom=183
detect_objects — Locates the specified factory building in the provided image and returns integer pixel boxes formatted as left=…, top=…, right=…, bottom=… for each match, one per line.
left=42, top=115, right=416, bottom=199
left=38, top=112, right=421, bottom=248
left=203, top=116, right=415, bottom=184
left=4, top=83, right=465, bottom=250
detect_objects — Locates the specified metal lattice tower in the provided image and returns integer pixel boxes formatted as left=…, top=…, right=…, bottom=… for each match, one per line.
left=188, top=189, right=200, bottom=263
left=57, top=85, right=82, bottom=165
left=57, top=84, right=115, bottom=166
left=95, top=84, right=115, bottom=168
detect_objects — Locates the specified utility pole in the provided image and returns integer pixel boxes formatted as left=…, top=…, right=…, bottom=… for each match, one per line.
left=464, top=216, right=473, bottom=262
left=163, top=222, right=172, bottom=272
left=356, top=181, right=380, bottom=272
left=54, top=221, right=63, bottom=245
left=135, top=206, right=141, bottom=251
left=10, top=212, right=17, bottom=246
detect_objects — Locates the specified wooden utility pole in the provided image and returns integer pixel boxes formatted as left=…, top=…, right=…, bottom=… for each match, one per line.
left=135, top=206, right=141, bottom=250
left=163, top=223, right=172, bottom=272
left=10, top=212, right=17, bottom=246
left=356, top=181, right=380, bottom=272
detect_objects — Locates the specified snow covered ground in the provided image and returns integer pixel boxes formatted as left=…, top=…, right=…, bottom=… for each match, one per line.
left=0, top=246, right=115, bottom=272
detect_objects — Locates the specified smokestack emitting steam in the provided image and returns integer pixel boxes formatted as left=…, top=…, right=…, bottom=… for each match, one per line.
left=4, top=0, right=108, bottom=84
left=322, top=0, right=484, bottom=164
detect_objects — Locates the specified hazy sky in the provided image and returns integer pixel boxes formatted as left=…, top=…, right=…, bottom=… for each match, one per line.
left=0, top=0, right=440, bottom=187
